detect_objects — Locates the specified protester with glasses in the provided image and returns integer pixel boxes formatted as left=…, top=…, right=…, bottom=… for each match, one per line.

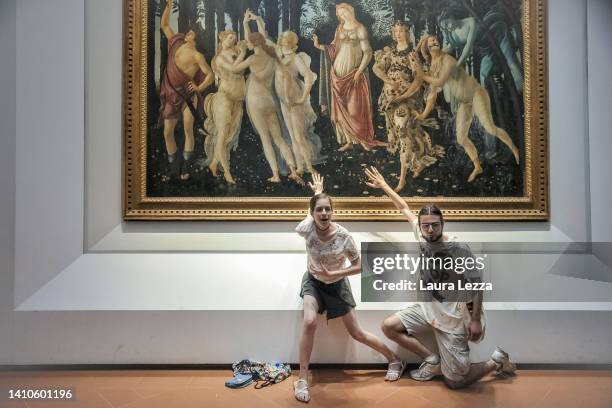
left=364, top=166, right=517, bottom=389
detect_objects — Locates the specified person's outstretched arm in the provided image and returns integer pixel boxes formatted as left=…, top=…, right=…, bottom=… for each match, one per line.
left=243, top=10, right=253, bottom=40
left=365, top=166, right=417, bottom=223
left=312, top=34, right=326, bottom=51
left=161, top=0, right=175, bottom=40
left=295, top=173, right=324, bottom=237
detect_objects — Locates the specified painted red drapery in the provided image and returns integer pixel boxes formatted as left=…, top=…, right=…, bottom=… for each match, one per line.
left=159, top=33, right=204, bottom=120
left=327, top=42, right=380, bottom=147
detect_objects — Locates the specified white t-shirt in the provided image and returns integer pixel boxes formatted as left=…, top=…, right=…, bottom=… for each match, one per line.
left=296, top=215, right=360, bottom=284
left=411, top=219, right=486, bottom=338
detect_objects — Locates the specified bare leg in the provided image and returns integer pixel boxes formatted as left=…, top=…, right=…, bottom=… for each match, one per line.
left=205, top=126, right=218, bottom=177
left=473, top=88, right=520, bottom=164
left=455, top=102, right=483, bottom=182
left=395, top=151, right=409, bottom=192
left=212, top=118, right=229, bottom=180
left=289, top=131, right=305, bottom=177
left=208, top=159, right=219, bottom=177
left=218, top=123, right=236, bottom=184
left=268, top=114, right=302, bottom=184
left=381, top=314, right=433, bottom=359
left=207, top=110, right=218, bottom=177
left=281, top=104, right=305, bottom=175
left=412, top=132, right=427, bottom=178
left=290, top=110, right=315, bottom=174
left=251, top=113, right=281, bottom=182
left=299, top=295, right=319, bottom=380
left=209, top=99, right=237, bottom=183
left=163, top=119, right=178, bottom=158
left=293, top=144, right=305, bottom=176
left=182, top=96, right=197, bottom=153
left=342, top=309, right=396, bottom=362
left=444, top=360, right=498, bottom=389
left=180, top=105, right=196, bottom=180
left=338, top=142, right=353, bottom=152
left=268, top=115, right=296, bottom=169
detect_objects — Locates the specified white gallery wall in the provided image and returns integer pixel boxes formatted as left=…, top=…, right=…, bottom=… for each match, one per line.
left=0, top=0, right=611, bottom=364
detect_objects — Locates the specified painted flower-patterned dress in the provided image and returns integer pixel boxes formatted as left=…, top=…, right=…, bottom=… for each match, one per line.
left=375, top=46, right=444, bottom=177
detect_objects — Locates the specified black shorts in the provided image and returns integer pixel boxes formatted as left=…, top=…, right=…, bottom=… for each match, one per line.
left=299, top=271, right=356, bottom=320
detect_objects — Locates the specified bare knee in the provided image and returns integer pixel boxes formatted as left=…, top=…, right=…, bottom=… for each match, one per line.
left=348, top=328, right=368, bottom=343
left=302, top=316, right=317, bottom=333
left=456, top=132, right=469, bottom=146
left=381, top=317, right=399, bottom=338
left=481, top=122, right=499, bottom=136
left=163, top=121, right=177, bottom=137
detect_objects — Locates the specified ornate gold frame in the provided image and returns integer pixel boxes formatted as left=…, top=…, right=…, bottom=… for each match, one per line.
left=123, top=0, right=548, bottom=221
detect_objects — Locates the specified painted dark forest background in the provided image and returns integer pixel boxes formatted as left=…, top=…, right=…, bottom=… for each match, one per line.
left=145, top=0, right=525, bottom=198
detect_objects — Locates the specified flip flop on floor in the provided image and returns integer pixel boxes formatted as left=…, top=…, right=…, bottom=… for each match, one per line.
left=385, top=360, right=407, bottom=381
left=225, top=373, right=253, bottom=389
left=294, top=378, right=310, bottom=403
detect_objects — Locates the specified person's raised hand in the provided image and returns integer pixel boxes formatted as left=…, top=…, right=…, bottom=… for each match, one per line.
left=365, top=166, right=388, bottom=189
left=308, top=173, right=324, bottom=195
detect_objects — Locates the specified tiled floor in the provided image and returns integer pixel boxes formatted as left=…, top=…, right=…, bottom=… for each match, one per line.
left=0, top=369, right=611, bottom=408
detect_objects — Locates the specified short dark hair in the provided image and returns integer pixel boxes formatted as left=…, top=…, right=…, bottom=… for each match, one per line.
left=310, top=193, right=333, bottom=214
left=418, top=204, right=444, bottom=223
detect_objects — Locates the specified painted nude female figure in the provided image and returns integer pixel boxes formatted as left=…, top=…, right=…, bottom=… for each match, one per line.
left=275, top=31, right=321, bottom=176
left=246, top=10, right=323, bottom=176
left=234, top=13, right=302, bottom=184
left=203, top=30, right=248, bottom=184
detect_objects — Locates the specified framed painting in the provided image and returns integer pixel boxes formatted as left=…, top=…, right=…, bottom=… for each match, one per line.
left=123, top=0, right=548, bottom=220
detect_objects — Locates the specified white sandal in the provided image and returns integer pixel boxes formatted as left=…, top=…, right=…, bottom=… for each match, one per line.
left=385, top=360, right=407, bottom=381
left=294, top=378, right=310, bottom=403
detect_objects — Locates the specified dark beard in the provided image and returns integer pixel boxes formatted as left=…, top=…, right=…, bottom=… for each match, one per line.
left=424, top=233, right=442, bottom=243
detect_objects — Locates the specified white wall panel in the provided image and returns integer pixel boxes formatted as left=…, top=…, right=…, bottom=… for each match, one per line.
left=1, top=0, right=610, bottom=365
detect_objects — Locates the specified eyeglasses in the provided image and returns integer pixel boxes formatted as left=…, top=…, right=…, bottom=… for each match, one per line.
left=420, top=222, right=442, bottom=230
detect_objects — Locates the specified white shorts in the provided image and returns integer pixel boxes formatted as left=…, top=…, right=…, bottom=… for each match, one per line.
left=396, top=304, right=471, bottom=382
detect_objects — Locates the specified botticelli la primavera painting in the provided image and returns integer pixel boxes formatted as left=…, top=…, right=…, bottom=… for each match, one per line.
left=123, top=0, right=548, bottom=220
